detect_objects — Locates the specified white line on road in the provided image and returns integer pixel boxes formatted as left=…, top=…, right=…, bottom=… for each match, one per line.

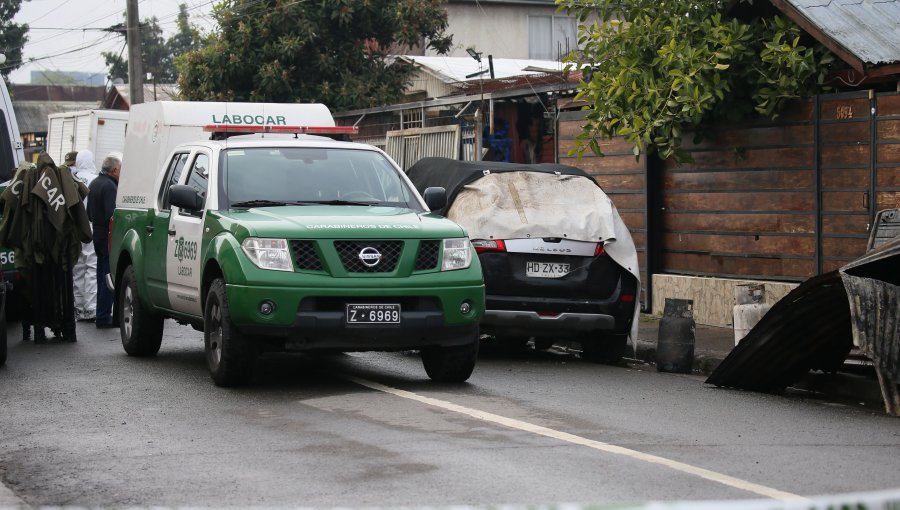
left=346, top=376, right=808, bottom=502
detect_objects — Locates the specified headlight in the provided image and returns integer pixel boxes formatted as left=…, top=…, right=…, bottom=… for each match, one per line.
left=241, top=238, right=293, bottom=272
left=441, top=238, right=472, bottom=271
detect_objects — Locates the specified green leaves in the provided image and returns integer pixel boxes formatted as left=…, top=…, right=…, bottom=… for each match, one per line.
left=559, top=0, right=835, bottom=163
left=176, top=0, right=451, bottom=110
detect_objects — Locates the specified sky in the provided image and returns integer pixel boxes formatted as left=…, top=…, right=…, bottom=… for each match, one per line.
left=8, top=0, right=217, bottom=84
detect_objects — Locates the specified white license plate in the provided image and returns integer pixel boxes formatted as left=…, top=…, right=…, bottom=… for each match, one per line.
left=346, top=304, right=401, bottom=324
left=525, top=262, right=570, bottom=278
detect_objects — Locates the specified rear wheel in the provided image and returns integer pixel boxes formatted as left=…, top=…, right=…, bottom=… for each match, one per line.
left=204, top=278, right=255, bottom=387
left=120, top=266, right=164, bottom=357
left=422, top=330, right=479, bottom=383
left=581, top=333, right=628, bottom=365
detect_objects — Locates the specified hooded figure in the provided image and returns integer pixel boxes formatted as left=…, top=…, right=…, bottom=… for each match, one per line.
left=71, top=150, right=98, bottom=320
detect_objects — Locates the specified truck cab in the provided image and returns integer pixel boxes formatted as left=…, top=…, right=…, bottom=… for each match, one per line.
left=110, top=102, right=484, bottom=386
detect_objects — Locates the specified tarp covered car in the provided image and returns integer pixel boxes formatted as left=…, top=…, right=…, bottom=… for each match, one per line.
left=407, top=158, right=640, bottom=363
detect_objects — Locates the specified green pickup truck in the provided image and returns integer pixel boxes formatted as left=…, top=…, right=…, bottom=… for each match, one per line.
left=110, top=101, right=485, bottom=386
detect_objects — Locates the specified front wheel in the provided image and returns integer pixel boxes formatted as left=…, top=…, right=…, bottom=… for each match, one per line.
left=120, top=266, right=164, bottom=357
left=581, top=333, right=628, bottom=365
left=421, top=330, right=479, bottom=383
left=204, top=278, right=255, bottom=387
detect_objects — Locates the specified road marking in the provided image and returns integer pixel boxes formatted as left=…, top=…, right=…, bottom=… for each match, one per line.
left=346, top=376, right=807, bottom=502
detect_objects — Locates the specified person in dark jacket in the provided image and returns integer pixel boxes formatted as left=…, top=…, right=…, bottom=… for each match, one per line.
left=87, top=153, right=120, bottom=328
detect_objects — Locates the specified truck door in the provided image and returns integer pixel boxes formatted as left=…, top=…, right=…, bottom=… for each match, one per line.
left=145, top=152, right=190, bottom=309
left=166, top=151, right=210, bottom=317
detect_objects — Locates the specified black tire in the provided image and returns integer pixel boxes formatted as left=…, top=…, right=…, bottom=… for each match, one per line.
left=421, top=330, right=479, bottom=383
left=120, top=266, right=164, bottom=357
left=0, top=292, right=7, bottom=366
left=533, top=337, right=556, bottom=350
left=581, top=333, right=628, bottom=365
left=494, top=335, right=530, bottom=351
left=204, top=278, right=255, bottom=387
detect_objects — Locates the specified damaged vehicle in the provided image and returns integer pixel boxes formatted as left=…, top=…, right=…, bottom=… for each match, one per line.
left=407, top=158, right=639, bottom=363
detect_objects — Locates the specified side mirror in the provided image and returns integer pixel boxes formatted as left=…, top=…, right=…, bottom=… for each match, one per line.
left=169, top=184, right=204, bottom=212
left=423, top=187, right=447, bottom=213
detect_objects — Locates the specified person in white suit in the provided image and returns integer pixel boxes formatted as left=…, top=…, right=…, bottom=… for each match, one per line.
left=71, top=150, right=98, bottom=321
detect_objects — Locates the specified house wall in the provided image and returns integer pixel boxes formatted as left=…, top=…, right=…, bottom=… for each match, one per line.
left=433, top=3, right=566, bottom=60
left=557, top=90, right=900, bottom=326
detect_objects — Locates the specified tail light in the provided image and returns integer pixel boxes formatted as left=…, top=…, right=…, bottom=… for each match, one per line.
left=472, top=239, right=506, bottom=253
left=594, top=243, right=606, bottom=256
left=621, top=294, right=635, bottom=303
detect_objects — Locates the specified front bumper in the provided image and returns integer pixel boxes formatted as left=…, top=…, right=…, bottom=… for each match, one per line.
left=226, top=283, right=484, bottom=352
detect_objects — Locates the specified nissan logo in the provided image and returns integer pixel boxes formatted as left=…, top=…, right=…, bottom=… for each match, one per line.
left=358, top=246, right=382, bottom=267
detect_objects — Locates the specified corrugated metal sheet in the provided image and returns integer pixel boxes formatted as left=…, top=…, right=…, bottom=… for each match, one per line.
left=385, top=125, right=462, bottom=170
left=788, top=0, right=900, bottom=66
left=707, top=235, right=900, bottom=415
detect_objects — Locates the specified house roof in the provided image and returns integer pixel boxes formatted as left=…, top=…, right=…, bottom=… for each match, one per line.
left=12, top=101, right=102, bottom=134
left=9, top=84, right=105, bottom=102
left=104, top=83, right=179, bottom=109
left=400, top=55, right=566, bottom=84
left=770, top=0, right=900, bottom=74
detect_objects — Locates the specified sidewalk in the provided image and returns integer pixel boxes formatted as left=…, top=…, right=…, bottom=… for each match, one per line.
left=632, top=315, right=735, bottom=375
left=630, top=314, right=887, bottom=411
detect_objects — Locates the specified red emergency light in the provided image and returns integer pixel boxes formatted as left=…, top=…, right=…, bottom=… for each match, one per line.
left=202, top=125, right=358, bottom=135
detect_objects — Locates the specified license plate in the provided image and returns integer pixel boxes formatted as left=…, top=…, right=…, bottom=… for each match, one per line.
left=526, top=261, right=570, bottom=278
left=346, top=304, right=401, bottom=324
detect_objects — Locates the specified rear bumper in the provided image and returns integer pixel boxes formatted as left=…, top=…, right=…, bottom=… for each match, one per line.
left=483, top=310, right=614, bottom=332
left=481, top=292, right=633, bottom=336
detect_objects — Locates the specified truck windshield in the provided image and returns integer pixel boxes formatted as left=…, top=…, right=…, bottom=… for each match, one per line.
left=221, top=147, right=422, bottom=211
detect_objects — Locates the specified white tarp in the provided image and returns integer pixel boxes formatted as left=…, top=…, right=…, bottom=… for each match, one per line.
left=447, top=171, right=641, bottom=344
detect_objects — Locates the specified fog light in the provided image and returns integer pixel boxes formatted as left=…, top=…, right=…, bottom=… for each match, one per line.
left=260, top=301, right=275, bottom=315
left=459, top=301, right=472, bottom=314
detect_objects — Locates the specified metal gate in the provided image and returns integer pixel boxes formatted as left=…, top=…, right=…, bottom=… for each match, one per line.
left=385, top=125, right=462, bottom=171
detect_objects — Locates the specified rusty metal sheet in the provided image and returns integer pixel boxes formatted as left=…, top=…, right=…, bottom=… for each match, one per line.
left=705, top=271, right=852, bottom=392
left=707, top=235, right=900, bottom=415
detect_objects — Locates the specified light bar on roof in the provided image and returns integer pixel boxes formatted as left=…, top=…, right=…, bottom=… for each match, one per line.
left=203, top=125, right=358, bottom=135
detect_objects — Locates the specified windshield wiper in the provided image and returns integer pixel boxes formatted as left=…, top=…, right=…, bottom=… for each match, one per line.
left=299, top=199, right=378, bottom=206
left=230, top=199, right=290, bottom=208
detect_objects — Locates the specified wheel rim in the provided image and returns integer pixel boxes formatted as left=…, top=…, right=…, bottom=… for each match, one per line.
left=123, top=286, right=134, bottom=338
left=208, top=302, right=222, bottom=368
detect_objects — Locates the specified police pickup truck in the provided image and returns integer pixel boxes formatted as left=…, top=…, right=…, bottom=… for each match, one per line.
left=110, top=102, right=484, bottom=386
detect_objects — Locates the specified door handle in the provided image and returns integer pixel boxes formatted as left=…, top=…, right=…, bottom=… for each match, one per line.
left=168, top=229, right=176, bottom=236
left=145, top=225, right=155, bottom=233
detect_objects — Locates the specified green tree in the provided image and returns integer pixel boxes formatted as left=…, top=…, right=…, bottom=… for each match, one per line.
left=176, top=0, right=452, bottom=110
left=558, top=0, right=836, bottom=162
left=103, top=4, right=198, bottom=84
left=0, top=0, right=29, bottom=80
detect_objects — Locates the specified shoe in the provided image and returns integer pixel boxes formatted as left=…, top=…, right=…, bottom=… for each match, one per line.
left=22, top=324, right=31, bottom=342
left=96, top=322, right=117, bottom=329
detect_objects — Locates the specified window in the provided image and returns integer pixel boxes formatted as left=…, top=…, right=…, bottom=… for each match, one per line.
left=158, top=153, right=190, bottom=211
left=179, top=153, right=209, bottom=216
left=528, top=15, right=577, bottom=60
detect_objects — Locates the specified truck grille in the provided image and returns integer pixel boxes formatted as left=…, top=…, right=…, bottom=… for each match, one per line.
left=290, top=240, right=323, bottom=270
left=334, top=240, right=403, bottom=273
left=414, top=240, right=440, bottom=270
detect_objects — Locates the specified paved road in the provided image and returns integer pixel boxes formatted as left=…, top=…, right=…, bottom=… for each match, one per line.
left=1, top=321, right=899, bottom=507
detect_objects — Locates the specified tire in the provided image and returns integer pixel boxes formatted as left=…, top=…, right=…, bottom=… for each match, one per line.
left=120, top=266, right=164, bottom=357
left=204, top=278, right=255, bottom=387
left=0, top=293, right=7, bottom=366
left=533, top=337, right=556, bottom=350
left=494, top=335, right=529, bottom=351
left=581, top=333, right=628, bottom=365
left=421, top=330, right=479, bottom=383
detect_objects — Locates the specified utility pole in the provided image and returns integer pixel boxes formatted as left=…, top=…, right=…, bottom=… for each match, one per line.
left=126, top=0, right=144, bottom=105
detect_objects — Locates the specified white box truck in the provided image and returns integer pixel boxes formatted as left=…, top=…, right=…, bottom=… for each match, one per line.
left=46, top=109, right=128, bottom=170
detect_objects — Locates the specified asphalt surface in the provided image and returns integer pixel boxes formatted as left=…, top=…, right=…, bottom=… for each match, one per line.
left=1, top=320, right=899, bottom=507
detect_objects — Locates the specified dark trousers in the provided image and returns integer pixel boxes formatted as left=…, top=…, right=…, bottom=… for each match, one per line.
left=93, top=236, right=113, bottom=324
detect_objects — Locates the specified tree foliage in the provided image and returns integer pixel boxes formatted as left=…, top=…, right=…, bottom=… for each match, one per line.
left=0, top=0, right=29, bottom=80
left=176, top=0, right=452, bottom=110
left=103, top=4, right=198, bottom=84
left=558, top=0, right=836, bottom=162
